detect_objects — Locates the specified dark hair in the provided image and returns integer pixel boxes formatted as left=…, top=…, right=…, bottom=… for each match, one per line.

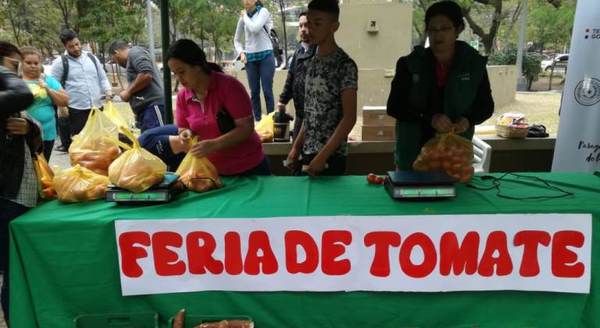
left=425, top=1, right=465, bottom=31
left=0, top=41, right=22, bottom=59
left=167, top=39, right=223, bottom=74
left=109, top=41, right=128, bottom=55
left=308, top=0, right=340, bottom=20
left=59, top=29, right=78, bottom=45
left=299, top=11, right=308, bottom=19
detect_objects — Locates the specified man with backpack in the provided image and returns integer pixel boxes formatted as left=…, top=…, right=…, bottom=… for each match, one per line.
left=50, top=29, right=113, bottom=150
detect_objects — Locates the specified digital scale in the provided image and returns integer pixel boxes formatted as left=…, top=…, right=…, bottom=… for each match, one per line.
left=384, top=171, right=456, bottom=200
left=106, top=172, right=183, bottom=204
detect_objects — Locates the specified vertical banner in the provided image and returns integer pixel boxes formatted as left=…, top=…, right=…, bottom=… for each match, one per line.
left=552, top=0, right=600, bottom=172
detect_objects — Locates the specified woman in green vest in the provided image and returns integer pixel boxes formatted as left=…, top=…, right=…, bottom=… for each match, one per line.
left=386, top=0, right=494, bottom=170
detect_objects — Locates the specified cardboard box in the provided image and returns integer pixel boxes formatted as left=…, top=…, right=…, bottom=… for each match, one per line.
left=362, top=106, right=395, bottom=126
left=362, top=125, right=396, bottom=141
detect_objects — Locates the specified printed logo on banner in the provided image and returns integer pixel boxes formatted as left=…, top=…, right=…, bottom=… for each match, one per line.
left=574, top=77, right=600, bottom=106
left=584, top=28, right=600, bottom=40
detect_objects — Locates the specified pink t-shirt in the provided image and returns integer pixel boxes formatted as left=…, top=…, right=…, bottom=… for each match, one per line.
left=175, top=72, right=264, bottom=175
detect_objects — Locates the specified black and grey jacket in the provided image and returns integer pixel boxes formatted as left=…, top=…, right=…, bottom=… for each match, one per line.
left=279, top=43, right=316, bottom=121
left=0, top=66, right=39, bottom=199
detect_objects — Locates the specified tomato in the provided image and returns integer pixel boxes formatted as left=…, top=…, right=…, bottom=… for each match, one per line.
left=367, top=173, right=378, bottom=184
left=375, top=176, right=385, bottom=185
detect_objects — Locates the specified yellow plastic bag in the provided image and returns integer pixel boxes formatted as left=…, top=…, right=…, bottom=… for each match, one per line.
left=53, top=165, right=110, bottom=203
left=175, top=137, right=222, bottom=192
left=108, top=128, right=167, bottom=193
left=255, top=112, right=274, bottom=143
left=413, top=132, right=474, bottom=183
left=104, top=100, right=129, bottom=129
left=33, top=153, right=56, bottom=200
left=69, top=107, right=120, bottom=175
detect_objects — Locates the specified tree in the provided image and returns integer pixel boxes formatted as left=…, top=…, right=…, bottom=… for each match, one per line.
left=77, top=0, right=147, bottom=59
left=527, top=0, right=575, bottom=53
left=50, top=0, right=76, bottom=29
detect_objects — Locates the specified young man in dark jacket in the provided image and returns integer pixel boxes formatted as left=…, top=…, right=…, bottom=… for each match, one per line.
left=277, top=12, right=316, bottom=139
left=0, top=41, right=38, bottom=325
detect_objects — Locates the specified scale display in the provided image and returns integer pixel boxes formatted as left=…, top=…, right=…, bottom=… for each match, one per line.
left=384, top=171, right=456, bottom=200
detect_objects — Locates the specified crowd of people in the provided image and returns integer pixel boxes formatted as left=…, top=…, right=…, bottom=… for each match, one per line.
left=0, top=0, right=494, bottom=325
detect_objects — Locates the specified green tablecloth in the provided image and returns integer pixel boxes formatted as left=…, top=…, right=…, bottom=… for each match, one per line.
left=9, top=173, right=600, bottom=327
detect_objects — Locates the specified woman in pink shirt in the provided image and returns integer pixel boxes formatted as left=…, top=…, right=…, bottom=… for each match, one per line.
left=167, top=39, right=270, bottom=175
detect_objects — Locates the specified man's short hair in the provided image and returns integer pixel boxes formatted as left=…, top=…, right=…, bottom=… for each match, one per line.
left=59, top=29, right=78, bottom=45
left=109, top=41, right=129, bottom=55
left=299, top=11, right=308, bottom=19
left=307, top=0, right=340, bottom=20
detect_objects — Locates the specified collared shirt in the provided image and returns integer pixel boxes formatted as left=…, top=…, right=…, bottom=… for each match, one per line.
left=246, top=50, right=273, bottom=63
left=175, top=72, right=264, bottom=175
left=49, top=51, right=111, bottom=110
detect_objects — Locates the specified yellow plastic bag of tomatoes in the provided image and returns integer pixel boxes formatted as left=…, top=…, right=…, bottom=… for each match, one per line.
left=175, top=137, right=222, bottom=192
left=255, top=112, right=274, bottom=143
left=413, top=132, right=474, bottom=182
left=53, top=165, right=110, bottom=203
left=108, top=128, right=167, bottom=193
left=69, top=107, right=120, bottom=175
left=33, top=153, right=56, bottom=200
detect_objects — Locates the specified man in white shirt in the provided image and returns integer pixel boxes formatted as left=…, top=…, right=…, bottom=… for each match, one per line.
left=50, top=29, right=113, bottom=150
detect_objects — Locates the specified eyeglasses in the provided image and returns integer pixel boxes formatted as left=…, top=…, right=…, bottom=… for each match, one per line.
left=427, top=26, right=454, bottom=34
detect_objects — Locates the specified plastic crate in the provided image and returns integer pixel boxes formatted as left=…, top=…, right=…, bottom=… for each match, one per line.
left=73, top=312, right=159, bottom=328
left=168, top=314, right=253, bottom=328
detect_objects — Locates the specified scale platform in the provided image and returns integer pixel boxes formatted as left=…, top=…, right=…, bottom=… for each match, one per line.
left=106, top=172, right=183, bottom=204
left=384, top=171, right=456, bottom=200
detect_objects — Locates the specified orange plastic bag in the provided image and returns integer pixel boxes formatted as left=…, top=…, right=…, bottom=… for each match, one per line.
left=33, top=153, right=56, bottom=200
left=175, top=137, right=222, bottom=192
left=255, top=112, right=274, bottom=143
left=108, top=128, right=167, bottom=193
left=413, top=132, right=474, bottom=182
left=69, top=107, right=120, bottom=175
left=53, top=165, right=110, bottom=203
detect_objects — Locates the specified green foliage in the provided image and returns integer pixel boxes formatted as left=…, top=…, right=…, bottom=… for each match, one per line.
left=527, top=0, right=576, bottom=52
left=489, top=47, right=542, bottom=90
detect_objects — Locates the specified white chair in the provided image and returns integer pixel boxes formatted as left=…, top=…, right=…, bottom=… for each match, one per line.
left=472, top=136, right=492, bottom=173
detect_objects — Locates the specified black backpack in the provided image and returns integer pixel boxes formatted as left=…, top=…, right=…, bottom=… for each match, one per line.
left=263, top=26, right=283, bottom=58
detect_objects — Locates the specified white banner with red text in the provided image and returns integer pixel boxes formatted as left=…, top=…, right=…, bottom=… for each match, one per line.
left=115, top=214, right=591, bottom=296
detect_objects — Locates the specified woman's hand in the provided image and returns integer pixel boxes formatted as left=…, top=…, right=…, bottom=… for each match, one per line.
left=239, top=52, right=247, bottom=64
left=38, top=77, right=47, bottom=90
left=6, top=117, right=31, bottom=135
left=431, top=113, right=453, bottom=133
left=191, top=139, right=218, bottom=158
left=240, top=9, right=246, bottom=17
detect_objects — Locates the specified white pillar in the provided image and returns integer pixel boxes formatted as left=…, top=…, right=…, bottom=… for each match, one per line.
left=147, top=0, right=156, bottom=61
left=515, top=0, right=528, bottom=80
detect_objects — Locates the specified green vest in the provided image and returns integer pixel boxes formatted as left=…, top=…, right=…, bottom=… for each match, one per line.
left=395, top=41, right=487, bottom=169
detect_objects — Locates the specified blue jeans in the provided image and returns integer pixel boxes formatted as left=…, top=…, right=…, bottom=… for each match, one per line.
left=136, top=103, right=165, bottom=133
left=245, top=55, right=275, bottom=121
left=0, top=199, right=30, bottom=322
